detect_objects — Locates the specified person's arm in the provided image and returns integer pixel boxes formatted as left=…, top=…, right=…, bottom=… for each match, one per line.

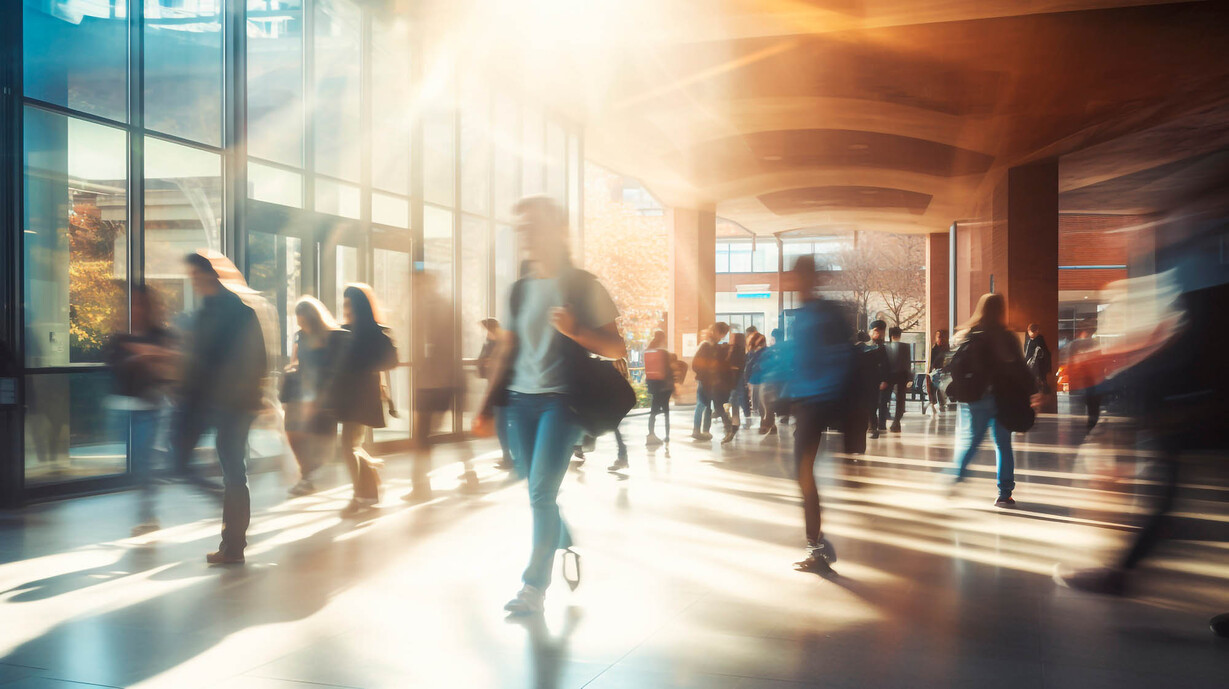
left=473, top=329, right=517, bottom=434
left=550, top=307, right=627, bottom=360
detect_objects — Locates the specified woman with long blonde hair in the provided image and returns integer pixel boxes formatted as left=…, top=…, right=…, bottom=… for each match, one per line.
left=284, top=296, right=345, bottom=496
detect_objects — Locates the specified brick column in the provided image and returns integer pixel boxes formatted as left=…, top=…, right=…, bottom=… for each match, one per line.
left=925, top=231, right=950, bottom=353
left=992, top=160, right=1059, bottom=338
left=668, top=206, right=716, bottom=404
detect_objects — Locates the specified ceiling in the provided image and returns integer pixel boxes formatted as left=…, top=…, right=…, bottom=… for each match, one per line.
left=458, top=0, right=1229, bottom=236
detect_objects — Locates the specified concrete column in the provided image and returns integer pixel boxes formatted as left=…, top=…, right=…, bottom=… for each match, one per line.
left=668, top=206, right=716, bottom=403
left=925, top=231, right=950, bottom=350
left=991, top=160, right=1059, bottom=339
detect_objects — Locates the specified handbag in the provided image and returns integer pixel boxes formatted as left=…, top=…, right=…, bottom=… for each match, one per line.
left=278, top=369, right=301, bottom=404
left=566, top=353, right=637, bottom=436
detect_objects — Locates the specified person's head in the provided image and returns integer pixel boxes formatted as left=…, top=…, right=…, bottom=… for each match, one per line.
left=962, top=293, right=1007, bottom=332
left=1027, top=323, right=1041, bottom=338
left=185, top=252, right=221, bottom=297
left=342, top=283, right=382, bottom=328
left=888, top=326, right=902, bottom=341
left=709, top=322, right=730, bottom=343
left=745, top=325, right=759, bottom=337
left=731, top=332, right=746, bottom=351
left=481, top=318, right=500, bottom=339
left=130, top=284, right=163, bottom=332
left=295, top=296, right=339, bottom=336
left=869, top=319, right=887, bottom=343
left=748, top=332, right=766, bottom=350
left=934, top=329, right=948, bottom=346
left=770, top=328, right=783, bottom=345
left=648, top=329, right=666, bottom=350
left=856, top=330, right=869, bottom=344
left=513, top=195, right=570, bottom=272
left=791, top=254, right=819, bottom=299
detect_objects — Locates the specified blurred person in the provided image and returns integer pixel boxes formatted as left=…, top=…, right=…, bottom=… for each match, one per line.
left=642, top=330, right=674, bottom=448
left=606, top=358, right=632, bottom=472
left=477, top=318, right=515, bottom=471
left=691, top=322, right=732, bottom=441
left=927, top=330, right=950, bottom=415
left=745, top=332, right=769, bottom=432
left=1065, top=329, right=1103, bottom=432
left=1025, top=323, right=1053, bottom=394
left=726, top=330, right=749, bottom=441
left=867, top=321, right=891, bottom=438
left=780, top=255, right=854, bottom=574
left=473, top=195, right=626, bottom=616
left=282, top=297, right=346, bottom=497
left=173, top=252, right=267, bottom=564
left=402, top=269, right=464, bottom=503
left=946, top=293, right=1036, bottom=508
left=104, top=285, right=178, bottom=535
left=332, top=284, right=399, bottom=517
left=885, top=326, right=912, bottom=432
left=844, top=330, right=880, bottom=454
left=757, top=328, right=788, bottom=435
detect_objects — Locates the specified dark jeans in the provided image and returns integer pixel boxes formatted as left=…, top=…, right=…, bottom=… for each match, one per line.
left=613, top=427, right=627, bottom=458
left=888, top=378, right=909, bottom=424
left=173, top=405, right=254, bottom=554
left=872, top=387, right=889, bottom=430
left=506, top=392, right=583, bottom=591
left=693, top=383, right=731, bottom=434
left=793, top=401, right=838, bottom=543
left=648, top=383, right=670, bottom=440
left=129, top=407, right=161, bottom=524
left=1085, top=392, right=1102, bottom=432
left=1122, top=453, right=1180, bottom=570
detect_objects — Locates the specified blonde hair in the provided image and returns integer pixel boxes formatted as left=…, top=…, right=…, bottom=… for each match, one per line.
left=958, top=293, right=1007, bottom=336
left=294, top=296, right=340, bottom=334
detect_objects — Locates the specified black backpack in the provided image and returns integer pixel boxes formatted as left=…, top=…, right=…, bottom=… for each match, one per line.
left=944, top=333, right=989, bottom=403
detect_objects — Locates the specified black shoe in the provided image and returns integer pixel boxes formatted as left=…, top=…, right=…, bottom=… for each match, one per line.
left=608, top=457, right=629, bottom=472
left=870, top=430, right=880, bottom=439
left=1211, top=613, right=1229, bottom=638
left=721, top=428, right=737, bottom=444
left=890, top=422, right=901, bottom=433
left=994, top=495, right=1016, bottom=508
left=561, top=548, right=582, bottom=592
left=206, top=549, right=244, bottom=565
left=794, top=553, right=835, bottom=576
left=1053, top=565, right=1126, bottom=595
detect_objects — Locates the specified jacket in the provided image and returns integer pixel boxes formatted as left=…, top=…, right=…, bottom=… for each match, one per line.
left=331, top=324, right=397, bottom=428
left=181, top=288, right=267, bottom=413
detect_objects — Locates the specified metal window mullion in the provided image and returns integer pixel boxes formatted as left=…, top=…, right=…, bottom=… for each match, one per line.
left=225, top=0, right=248, bottom=270
left=303, top=0, right=316, bottom=214
left=359, top=7, right=373, bottom=287
left=2, top=0, right=24, bottom=507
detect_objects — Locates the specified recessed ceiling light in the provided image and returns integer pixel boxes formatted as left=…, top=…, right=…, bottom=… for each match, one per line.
left=762, top=155, right=783, bottom=161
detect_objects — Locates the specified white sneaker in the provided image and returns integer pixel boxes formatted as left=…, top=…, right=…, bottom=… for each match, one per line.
left=503, top=584, right=545, bottom=615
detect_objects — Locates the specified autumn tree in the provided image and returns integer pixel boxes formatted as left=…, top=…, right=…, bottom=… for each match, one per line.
left=68, top=202, right=126, bottom=362
left=832, top=231, right=925, bottom=331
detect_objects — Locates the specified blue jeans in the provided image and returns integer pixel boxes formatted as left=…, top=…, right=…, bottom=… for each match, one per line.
left=693, top=384, right=712, bottom=433
left=506, top=392, right=584, bottom=590
left=952, top=396, right=1016, bottom=496
left=130, top=408, right=161, bottom=523
left=495, top=406, right=512, bottom=461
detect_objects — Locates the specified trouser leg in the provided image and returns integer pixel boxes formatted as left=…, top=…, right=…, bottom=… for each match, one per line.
left=793, top=404, right=825, bottom=543
left=215, top=410, right=254, bottom=553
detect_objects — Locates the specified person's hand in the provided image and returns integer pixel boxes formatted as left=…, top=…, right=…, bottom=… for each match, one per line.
left=472, top=411, right=495, bottom=438
left=550, top=307, right=578, bottom=338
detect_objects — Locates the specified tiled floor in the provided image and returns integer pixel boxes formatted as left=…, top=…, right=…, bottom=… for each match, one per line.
left=1, top=403, right=1226, bottom=688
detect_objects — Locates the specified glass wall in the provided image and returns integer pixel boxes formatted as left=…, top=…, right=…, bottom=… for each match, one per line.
left=11, top=0, right=581, bottom=499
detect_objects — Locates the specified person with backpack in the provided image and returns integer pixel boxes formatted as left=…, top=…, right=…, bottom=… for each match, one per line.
left=473, top=196, right=627, bottom=616
left=691, top=322, right=733, bottom=442
left=331, top=284, right=399, bottom=518
left=885, top=326, right=913, bottom=432
left=642, top=330, right=674, bottom=448
left=781, top=255, right=854, bottom=574
left=945, top=293, right=1036, bottom=507
left=1025, top=323, right=1053, bottom=395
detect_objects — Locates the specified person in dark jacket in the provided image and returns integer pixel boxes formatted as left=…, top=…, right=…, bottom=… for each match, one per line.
left=174, top=252, right=267, bottom=564
left=332, top=284, right=398, bottom=517
left=885, top=326, right=912, bottom=432
left=1025, top=324, right=1052, bottom=394
left=866, top=320, right=891, bottom=438
left=284, top=296, right=346, bottom=497
left=691, top=322, right=732, bottom=441
left=105, top=285, right=178, bottom=536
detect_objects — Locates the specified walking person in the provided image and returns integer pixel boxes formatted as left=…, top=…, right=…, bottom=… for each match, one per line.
left=745, top=332, right=769, bottom=432
left=473, top=196, right=626, bottom=616
left=781, top=256, right=854, bottom=574
left=946, top=293, right=1037, bottom=507
left=478, top=318, right=515, bottom=470
left=885, top=326, right=912, bottom=432
left=173, top=252, right=267, bottom=564
left=105, top=285, right=179, bottom=536
left=757, top=328, right=787, bottom=435
left=691, top=323, right=732, bottom=441
left=927, top=329, right=950, bottom=415
left=726, top=331, right=748, bottom=441
left=844, top=331, right=880, bottom=454
left=283, top=297, right=346, bottom=497
left=866, top=321, right=891, bottom=438
left=606, top=358, right=632, bottom=472
left=1025, top=324, right=1053, bottom=395
left=642, top=330, right=674, bottom=449
left=331, top=284, right=399, bottom=517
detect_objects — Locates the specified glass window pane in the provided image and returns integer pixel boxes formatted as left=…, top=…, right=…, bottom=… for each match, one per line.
left=144, top=0, right=223, bottom=146
left=372, top=192, right=409, bottom=228
left=246, top=232, right=301, bottom=362
left=460, top=215, right=489, bottom=359
left=23, top=0, right=128, bottom=123
left=424, top=107, right=456, bottom=207
left=716, top=243, right=729, bottom=273
left=247, top=0, right=304, bottom=167
left=372, top=248, right=411, bottom=355
left=492, top=94, right=520, bottom=220
left=424, top=205, right=454, bottom=300
left=314, top=0, right=361, bottom=181
left=494, top=222, right=516, bottom=323
left=372, top=20, right=411, bottom=193
left=145, top=137, right=224, bottom=320
left=546, top=121, right=566, bottom=204
left=460, top=83, right=491, bottom=216
left=315, top=177, right=360, bottom=219
left=335, top=244, right=359, bottom=310
left=24, top=371, right=128, bottom=485
left=753, top=240, right=779, bottom=273
left=24, top=108, right=128, bottom=367
left=729, top=243, right=752, bottom=272
left=521, top=107, right=544, bottom=195
left=248, top=162, right=303, bottom=208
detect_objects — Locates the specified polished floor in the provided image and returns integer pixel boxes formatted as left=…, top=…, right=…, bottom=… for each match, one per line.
left=2, top=401, right=1227, bottom=688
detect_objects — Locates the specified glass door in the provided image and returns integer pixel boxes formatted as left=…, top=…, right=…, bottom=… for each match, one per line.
left=371, top=237, right=411, bottom=448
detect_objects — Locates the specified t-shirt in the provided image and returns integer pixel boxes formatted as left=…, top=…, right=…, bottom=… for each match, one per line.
left=508, top=275, right=619, bottom=394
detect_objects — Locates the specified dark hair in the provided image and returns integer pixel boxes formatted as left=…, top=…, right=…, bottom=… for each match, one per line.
left=745, top=325, right=758, bottom=335
left=481, top=318, right=500, bottom=332
left=184, top=252, right=218, bottom=278
left=712, top=322, right=730, bottom=337
left=869, top=319, right=887, bottom=331
left=856, top=330, right=869, bottom=343
left=1027, top=323, right=1041, bottom=334
left=888, top=326, right=902, bottom=339
left=343, top=284, right=381, bottom=328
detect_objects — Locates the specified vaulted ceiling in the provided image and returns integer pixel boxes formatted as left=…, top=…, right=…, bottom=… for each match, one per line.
left=462, top=0, right=1229, bottom=235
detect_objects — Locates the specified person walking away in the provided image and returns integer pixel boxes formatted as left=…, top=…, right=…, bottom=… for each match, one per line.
left=927, top=330, right=950, bottom=415
left=745, top=332, right=769, bottom=432
left=885, top=326, right=912, bottom=432
left=866, top=321, right=891, bottom=438
left=725, top=331, right=748, bottom=442
left=642, top=330, right=673, bottom=448
left=174, top=253, right=267, bottom=564
left=283, top=297, right=345, bottom=497
left=843, top=331, right=878, bottom=454
left=478, top=318, right=515, bottom=470
left=946, top=293, right=1036, bottom=507
left=105, top=285, right=178, bottom=535
left=402, top=269, right=464, bottom=502
left=1025, top=324, right=1053, bottom=394
left=691, top=323, right=732, bottom=441
left=780, top=256, right=854, bottom=574
left=331, top=284, right=398, bottom=517
left=757, top=329, right=788, bottom=435
left=473, top=195, right=626, bottom=616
